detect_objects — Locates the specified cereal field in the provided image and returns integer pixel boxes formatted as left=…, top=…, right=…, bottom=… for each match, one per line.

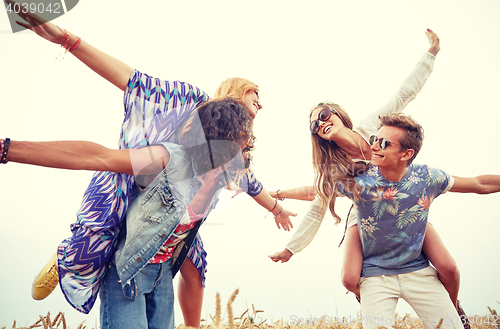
left=2, top=290, right=497, bottom=329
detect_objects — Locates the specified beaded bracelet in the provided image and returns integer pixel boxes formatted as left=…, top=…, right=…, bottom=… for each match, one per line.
left=1, top=138, right=10, bottom=164
left=55, top=26, right=82, bottom=60
left=57, top=26, right=70, bottom=50
left=276, top=189, right=285, bottom=201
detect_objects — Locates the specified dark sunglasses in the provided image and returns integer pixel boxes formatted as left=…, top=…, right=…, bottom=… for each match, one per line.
left=310, top=107, right=337, bottom=134
left=369, top=135, right=402, bottom=150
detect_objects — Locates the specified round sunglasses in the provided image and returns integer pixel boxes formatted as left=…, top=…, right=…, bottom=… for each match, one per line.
left=310, top=107, right=337, bottom=134
left=369, top=135, right=402, bottom=150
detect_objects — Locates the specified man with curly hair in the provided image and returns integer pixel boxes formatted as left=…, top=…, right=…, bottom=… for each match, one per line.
left=3, top=98, right=254, bottom=329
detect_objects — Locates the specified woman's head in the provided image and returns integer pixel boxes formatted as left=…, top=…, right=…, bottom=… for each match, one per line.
left=309, top=103, right=353, bottom=139
left=214, top=78, right=261, bottom=118
left=309, top=103, right=366, bottom=224
left=179, top=98, right=255, bottom=175
left=309, top=103, right=355, bottom=168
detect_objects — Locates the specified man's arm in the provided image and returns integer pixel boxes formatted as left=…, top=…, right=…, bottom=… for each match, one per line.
left=189, top=169, right=223, bottom=216
left=450, top=175, right=500, bottom=194
left=8, top=140, right=169, bottom=175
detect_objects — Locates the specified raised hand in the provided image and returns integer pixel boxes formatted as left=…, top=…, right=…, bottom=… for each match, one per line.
left=425, top=28, right=440, bottom=56
left=5, top=0, right=68, bottom=45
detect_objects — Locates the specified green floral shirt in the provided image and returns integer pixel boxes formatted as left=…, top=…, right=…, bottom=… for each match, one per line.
left=339, top=164, right=453, bottom=277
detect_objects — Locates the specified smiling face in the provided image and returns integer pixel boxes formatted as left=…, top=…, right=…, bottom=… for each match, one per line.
left=310, top=106, right=345, bottom=140
left=243, top=89, right=262, bottom=118
left=370, top=126, right=412, bottom=169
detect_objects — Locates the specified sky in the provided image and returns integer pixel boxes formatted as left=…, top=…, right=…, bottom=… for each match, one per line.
left=1, top=0, right=500, bottom=327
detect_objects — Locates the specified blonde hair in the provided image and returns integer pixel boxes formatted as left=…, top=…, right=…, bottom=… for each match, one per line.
left=213, top=78, right=258, bottom=103
left=310, top=103, right=368, bottom=224
left=213, top=77, right=259, bottom=186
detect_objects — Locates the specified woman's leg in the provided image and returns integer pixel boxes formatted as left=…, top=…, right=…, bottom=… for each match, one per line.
left=178, top=258, right=204, bottom=328
left=341, top=224, right=363, bottom=300
left=422, top=223, right=460, bottom=309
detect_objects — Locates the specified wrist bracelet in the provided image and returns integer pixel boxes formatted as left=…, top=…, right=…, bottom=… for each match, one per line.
left=1, top=138, right=11, bottom=164
left=274, top=205, right=283, bottom=216
left=265, top=199, right=278, bottom=218
left=271, top=199, right=277, bottom=212
left=68, top=37, right=82, bottom=52
left=55, top=26, right=82, bottom=60
left=276, top=189, right=285, bottom=201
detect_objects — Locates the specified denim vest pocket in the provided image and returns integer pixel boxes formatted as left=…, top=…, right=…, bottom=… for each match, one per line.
left=140, top=183, right=176, bottom=223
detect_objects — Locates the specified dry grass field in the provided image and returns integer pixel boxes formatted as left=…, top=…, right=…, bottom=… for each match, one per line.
left=2, top=290, right=497, bottom=329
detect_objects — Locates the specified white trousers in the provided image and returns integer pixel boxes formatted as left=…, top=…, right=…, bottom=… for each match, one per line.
left=359, top=266, right=463, bottom=329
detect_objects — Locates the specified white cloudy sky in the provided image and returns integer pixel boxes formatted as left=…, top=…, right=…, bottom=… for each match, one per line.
left=1, top=0, right=500, bottom=327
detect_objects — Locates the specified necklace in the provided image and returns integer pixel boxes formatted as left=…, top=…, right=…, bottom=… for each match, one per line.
left=357, top=133, right=367, bottom=161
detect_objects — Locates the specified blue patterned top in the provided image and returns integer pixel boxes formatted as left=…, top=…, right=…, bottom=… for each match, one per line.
left=57, top=70, right=262, bottom=313
left=338, top=164, right=453, bottom=277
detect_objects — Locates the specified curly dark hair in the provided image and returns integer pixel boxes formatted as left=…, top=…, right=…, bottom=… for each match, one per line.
left=178, top=98, right=255, bottom=175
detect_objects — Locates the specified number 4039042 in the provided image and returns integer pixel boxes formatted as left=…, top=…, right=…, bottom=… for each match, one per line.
left=5, top=2, right=62, bottom=14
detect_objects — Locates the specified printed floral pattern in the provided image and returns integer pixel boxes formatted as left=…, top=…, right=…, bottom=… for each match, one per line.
left=339, top=164, right=452, bottom=276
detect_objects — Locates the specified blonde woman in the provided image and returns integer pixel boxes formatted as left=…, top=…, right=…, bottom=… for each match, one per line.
left=9, top=3, right=296, bottom=325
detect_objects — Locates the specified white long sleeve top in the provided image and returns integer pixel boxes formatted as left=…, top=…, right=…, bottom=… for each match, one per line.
left=286, top=51, right=436, bottom=254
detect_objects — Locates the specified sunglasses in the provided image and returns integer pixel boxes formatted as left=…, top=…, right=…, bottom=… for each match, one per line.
left=310, top=107, right=337, bottom=134
left=369, top=135, right=402, bottom=150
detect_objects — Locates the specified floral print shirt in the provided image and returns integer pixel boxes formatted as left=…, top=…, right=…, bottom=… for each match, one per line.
left=338, top=164, right=454, bottom=277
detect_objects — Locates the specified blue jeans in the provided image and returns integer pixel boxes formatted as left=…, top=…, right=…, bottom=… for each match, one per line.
left=100, top=261, right=175, bottom=329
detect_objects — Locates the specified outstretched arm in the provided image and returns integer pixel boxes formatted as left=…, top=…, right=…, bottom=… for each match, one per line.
left=8, top=0, right=133, bottom=91
left=356, top=29, right=440, bottom=139
left=269, top=195, right=327, bottom=263
left=269, top=186, right=316, bottom=201
left=450, top=175, right=500, bottom=194
left=6, top=139, right=169, bottom=175
left=252, top=188, right=297, bottom=231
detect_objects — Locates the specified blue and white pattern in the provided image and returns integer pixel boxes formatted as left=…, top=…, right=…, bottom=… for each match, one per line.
left=57, top=70, right=210, bottom=314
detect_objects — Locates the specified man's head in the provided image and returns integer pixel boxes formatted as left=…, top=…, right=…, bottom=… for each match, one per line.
left=179, top=98, right=254, bottom=175
left=370, top=113, right=424, bottom=168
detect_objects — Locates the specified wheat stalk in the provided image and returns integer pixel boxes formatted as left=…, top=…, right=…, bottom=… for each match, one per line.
left=51, top=312, right=62, bottom=328
left=434, top=318, right=443, bottom=329
left=237, top=309, right=249, bottom=321
left=39, top=315, right=48, bottom=329
left=227, top=289, right=239, bottom=329
left=57, top=313, right=66, bottom=329
left=28, top=317, right=43, bottom=329
left=215, top=292, right=222, bottom=327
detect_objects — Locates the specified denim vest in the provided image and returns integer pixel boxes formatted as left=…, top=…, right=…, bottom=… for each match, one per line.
left=113, top=143, right=222, bottom=299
